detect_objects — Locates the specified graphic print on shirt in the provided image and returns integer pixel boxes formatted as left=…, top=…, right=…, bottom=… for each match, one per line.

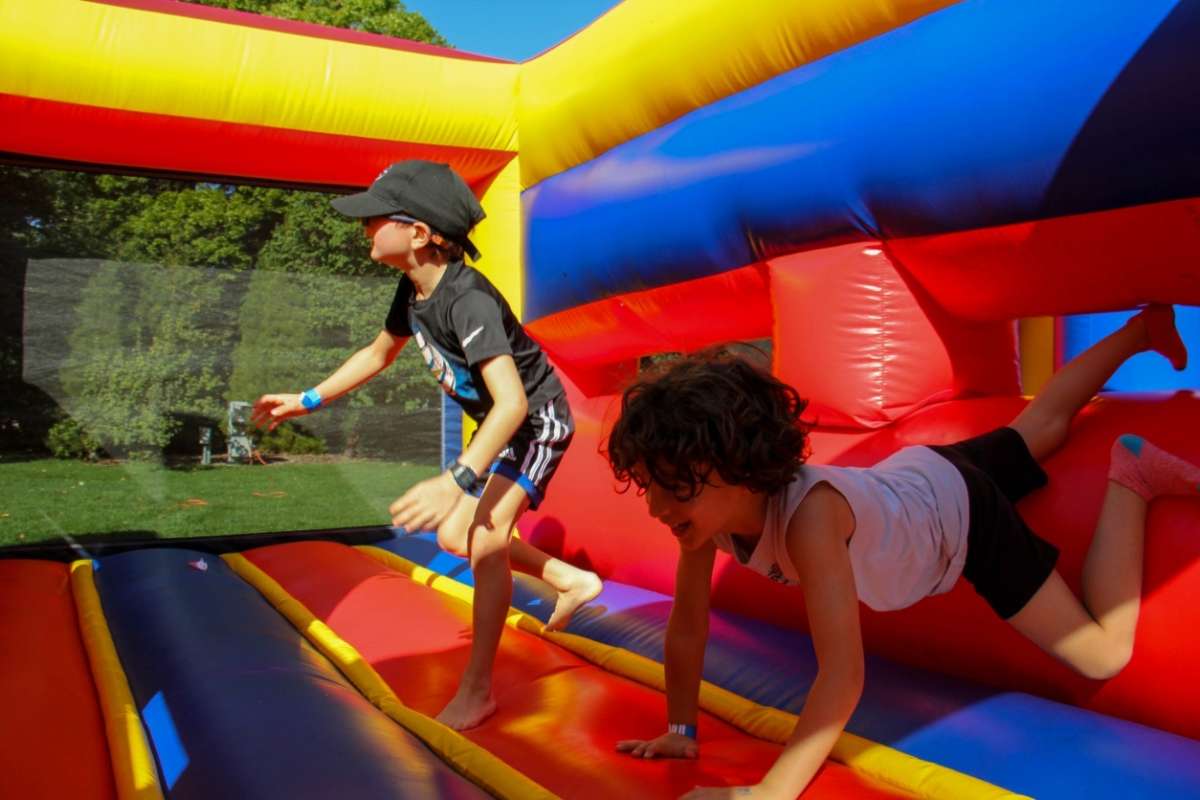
left=766, top=563, right=788, bottom=584
left=413, top=325, right=478, bottom=401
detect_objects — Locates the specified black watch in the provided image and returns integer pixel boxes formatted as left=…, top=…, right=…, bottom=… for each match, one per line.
left=448, top=460, right=481, bottom=494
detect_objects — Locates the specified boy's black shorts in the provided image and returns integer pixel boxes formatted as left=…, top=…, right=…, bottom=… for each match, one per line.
left=488, top=394, right=574, bottom=510
left=930, top=427, right=1059, bottom=619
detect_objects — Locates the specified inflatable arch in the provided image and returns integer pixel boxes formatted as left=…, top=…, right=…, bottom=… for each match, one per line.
left=3, top=1, right=1199, bottom=798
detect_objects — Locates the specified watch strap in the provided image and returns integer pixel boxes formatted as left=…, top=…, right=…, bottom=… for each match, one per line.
left=449, top=460, right=480, bottom=493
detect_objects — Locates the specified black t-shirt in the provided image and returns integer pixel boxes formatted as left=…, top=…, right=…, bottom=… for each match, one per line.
left=384, top=261, right=563, bottom=423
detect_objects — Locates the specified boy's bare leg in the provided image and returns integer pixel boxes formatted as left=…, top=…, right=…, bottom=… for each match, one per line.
left=1010, top=305, right=1186, bottom=460
left=1007, top=480, right=1144, bottom=680
left=1006, top=304, right=1194, bottom=679
left=1010, top=437, right=1199, bottom=679
left=437, top=493, right=601, bottom=631
left=436, top=474, right=528, bottom=731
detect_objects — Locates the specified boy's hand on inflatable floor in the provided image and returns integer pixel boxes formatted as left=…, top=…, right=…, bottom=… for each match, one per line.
left=389, top=472, right=461, bottom=532
left=616, top=732, right=698, bottom=760
left=251, top=394, right=307, bottom=430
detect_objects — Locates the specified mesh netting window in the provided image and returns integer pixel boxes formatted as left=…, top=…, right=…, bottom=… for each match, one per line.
left=1, top=166, right=441, bottom=545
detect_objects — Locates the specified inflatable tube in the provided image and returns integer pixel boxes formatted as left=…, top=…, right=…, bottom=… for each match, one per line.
left=522, top=0, right=1198, bottom=320
left=93, top=548, right=488, bottom=799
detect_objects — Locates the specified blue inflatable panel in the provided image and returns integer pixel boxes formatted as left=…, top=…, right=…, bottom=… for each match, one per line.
left=523, top=0, right=1200, bottom=319
left=378, top=533, right=1200, bottom=799
left=1062, top=307, right=1200, bottom=391
left=94, top=548, right=487, bottom=799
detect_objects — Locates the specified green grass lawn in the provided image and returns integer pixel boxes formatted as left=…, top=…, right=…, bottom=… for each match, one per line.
left=0, top=457, right=438, bottom=547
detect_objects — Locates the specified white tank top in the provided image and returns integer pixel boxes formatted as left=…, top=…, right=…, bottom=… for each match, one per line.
left=712, top=446, right=969, bottom=611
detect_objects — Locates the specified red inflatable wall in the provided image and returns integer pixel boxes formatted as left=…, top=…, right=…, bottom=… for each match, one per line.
left=523, top=235, right=1200, bottom=740
left=770, top=244, right=1019, bottom=428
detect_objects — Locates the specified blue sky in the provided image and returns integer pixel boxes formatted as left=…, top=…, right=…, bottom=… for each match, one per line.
left=404, top=0, right=622, bottom=62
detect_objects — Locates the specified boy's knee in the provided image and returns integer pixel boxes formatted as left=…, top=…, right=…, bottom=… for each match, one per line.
left=436, top=523, right=468, bottom=557
left=1078, top=641, right=1133, bottom=681
left=466, top=521, right=511, bottom=564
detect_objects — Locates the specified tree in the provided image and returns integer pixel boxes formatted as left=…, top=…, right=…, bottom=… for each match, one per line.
left=194, top=0, right=446, bottom=43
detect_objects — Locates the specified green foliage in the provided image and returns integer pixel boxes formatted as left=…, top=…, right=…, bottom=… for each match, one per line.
left=59, top=260, right=232, bottom=452
left=255, top=421, right=327, bottom=455
left=113, top=184, right=287, bottom=271
left=191, top=0, right=446, bottom=43
left=45, top=418, right=103, bottom=460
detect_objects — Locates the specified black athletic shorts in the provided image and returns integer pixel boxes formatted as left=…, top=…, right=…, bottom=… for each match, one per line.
left=930, top=427, right=1059, bottom=619
left=488, top=394, right=574, bottom=510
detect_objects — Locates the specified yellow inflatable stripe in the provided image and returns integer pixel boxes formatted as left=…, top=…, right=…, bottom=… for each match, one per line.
left=1019, top=317, right=1057, bottom=396
left=69, top=561, right=164, bottom=800
left=518, top=0, right=960, bottom=187
left=473, top=156, right=524, bottom=315
left=456, top=156, right=525, bottom=448
left=220, top=553, right=557, bottom=800
left=359, top=545, right=1030, bottom=800
left=1, top=0, right=518, bottom=152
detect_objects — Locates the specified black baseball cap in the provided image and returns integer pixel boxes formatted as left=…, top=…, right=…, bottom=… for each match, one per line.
left=332, top=160, right=486, bottom=259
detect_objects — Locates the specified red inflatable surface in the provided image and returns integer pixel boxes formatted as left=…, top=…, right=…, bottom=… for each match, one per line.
left=0, top=560, right=115, bottom=800
left=244, top=541, right=908, bottom=799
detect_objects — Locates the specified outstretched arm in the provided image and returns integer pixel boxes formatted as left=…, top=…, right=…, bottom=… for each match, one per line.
left=251, top=329, right=407, bottom=429
left=758, top=486, right=864, bottom=798
left=618, top=541, right=715, bottom=760
left=683, top=486, right=863, bottom=800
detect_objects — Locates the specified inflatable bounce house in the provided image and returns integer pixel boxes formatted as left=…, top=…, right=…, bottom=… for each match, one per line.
left=4, top=1, right=1200, bottom=797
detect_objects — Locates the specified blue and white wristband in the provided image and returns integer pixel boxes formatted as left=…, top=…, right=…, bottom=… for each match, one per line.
left=300, top=388, right=323, bottom=410
left=667, top=722, right=697, bottom=740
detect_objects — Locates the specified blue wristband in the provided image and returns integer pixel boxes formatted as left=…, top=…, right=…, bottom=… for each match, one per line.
left=667, top=723, right=697, bottom=740
left=300, top=388, right=322, bottom=410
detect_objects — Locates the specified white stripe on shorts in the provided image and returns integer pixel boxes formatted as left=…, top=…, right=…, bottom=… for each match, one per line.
left=520, top=401, right=554, bottom=481
left=529, top=401, right=563, bottom=485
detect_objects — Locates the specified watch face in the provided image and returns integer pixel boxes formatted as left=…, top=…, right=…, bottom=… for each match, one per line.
left=451, top=462, right=477, bottom=492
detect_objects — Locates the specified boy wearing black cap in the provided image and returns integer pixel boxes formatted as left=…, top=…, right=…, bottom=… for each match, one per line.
left=251, top=160, right=602, bottom=729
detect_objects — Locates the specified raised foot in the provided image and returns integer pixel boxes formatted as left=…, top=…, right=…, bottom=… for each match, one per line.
left=546, top=571, right=603, bottom=632
left=1135, top=304, right=1188, bottom=371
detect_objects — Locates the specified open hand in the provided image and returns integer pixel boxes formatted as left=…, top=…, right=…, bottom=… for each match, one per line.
left=389, top=472, right=462, bottom=531
left=251, top=394, right=307, bottom=431
left=616, top=732, right=698, bottom=760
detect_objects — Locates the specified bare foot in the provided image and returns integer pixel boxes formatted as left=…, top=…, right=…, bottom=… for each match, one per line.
left=1136, top=304, right=1188, bottom=371
left=436, top=688, right=497, bottom=731
left=546, top=570, right=603, bottom=631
